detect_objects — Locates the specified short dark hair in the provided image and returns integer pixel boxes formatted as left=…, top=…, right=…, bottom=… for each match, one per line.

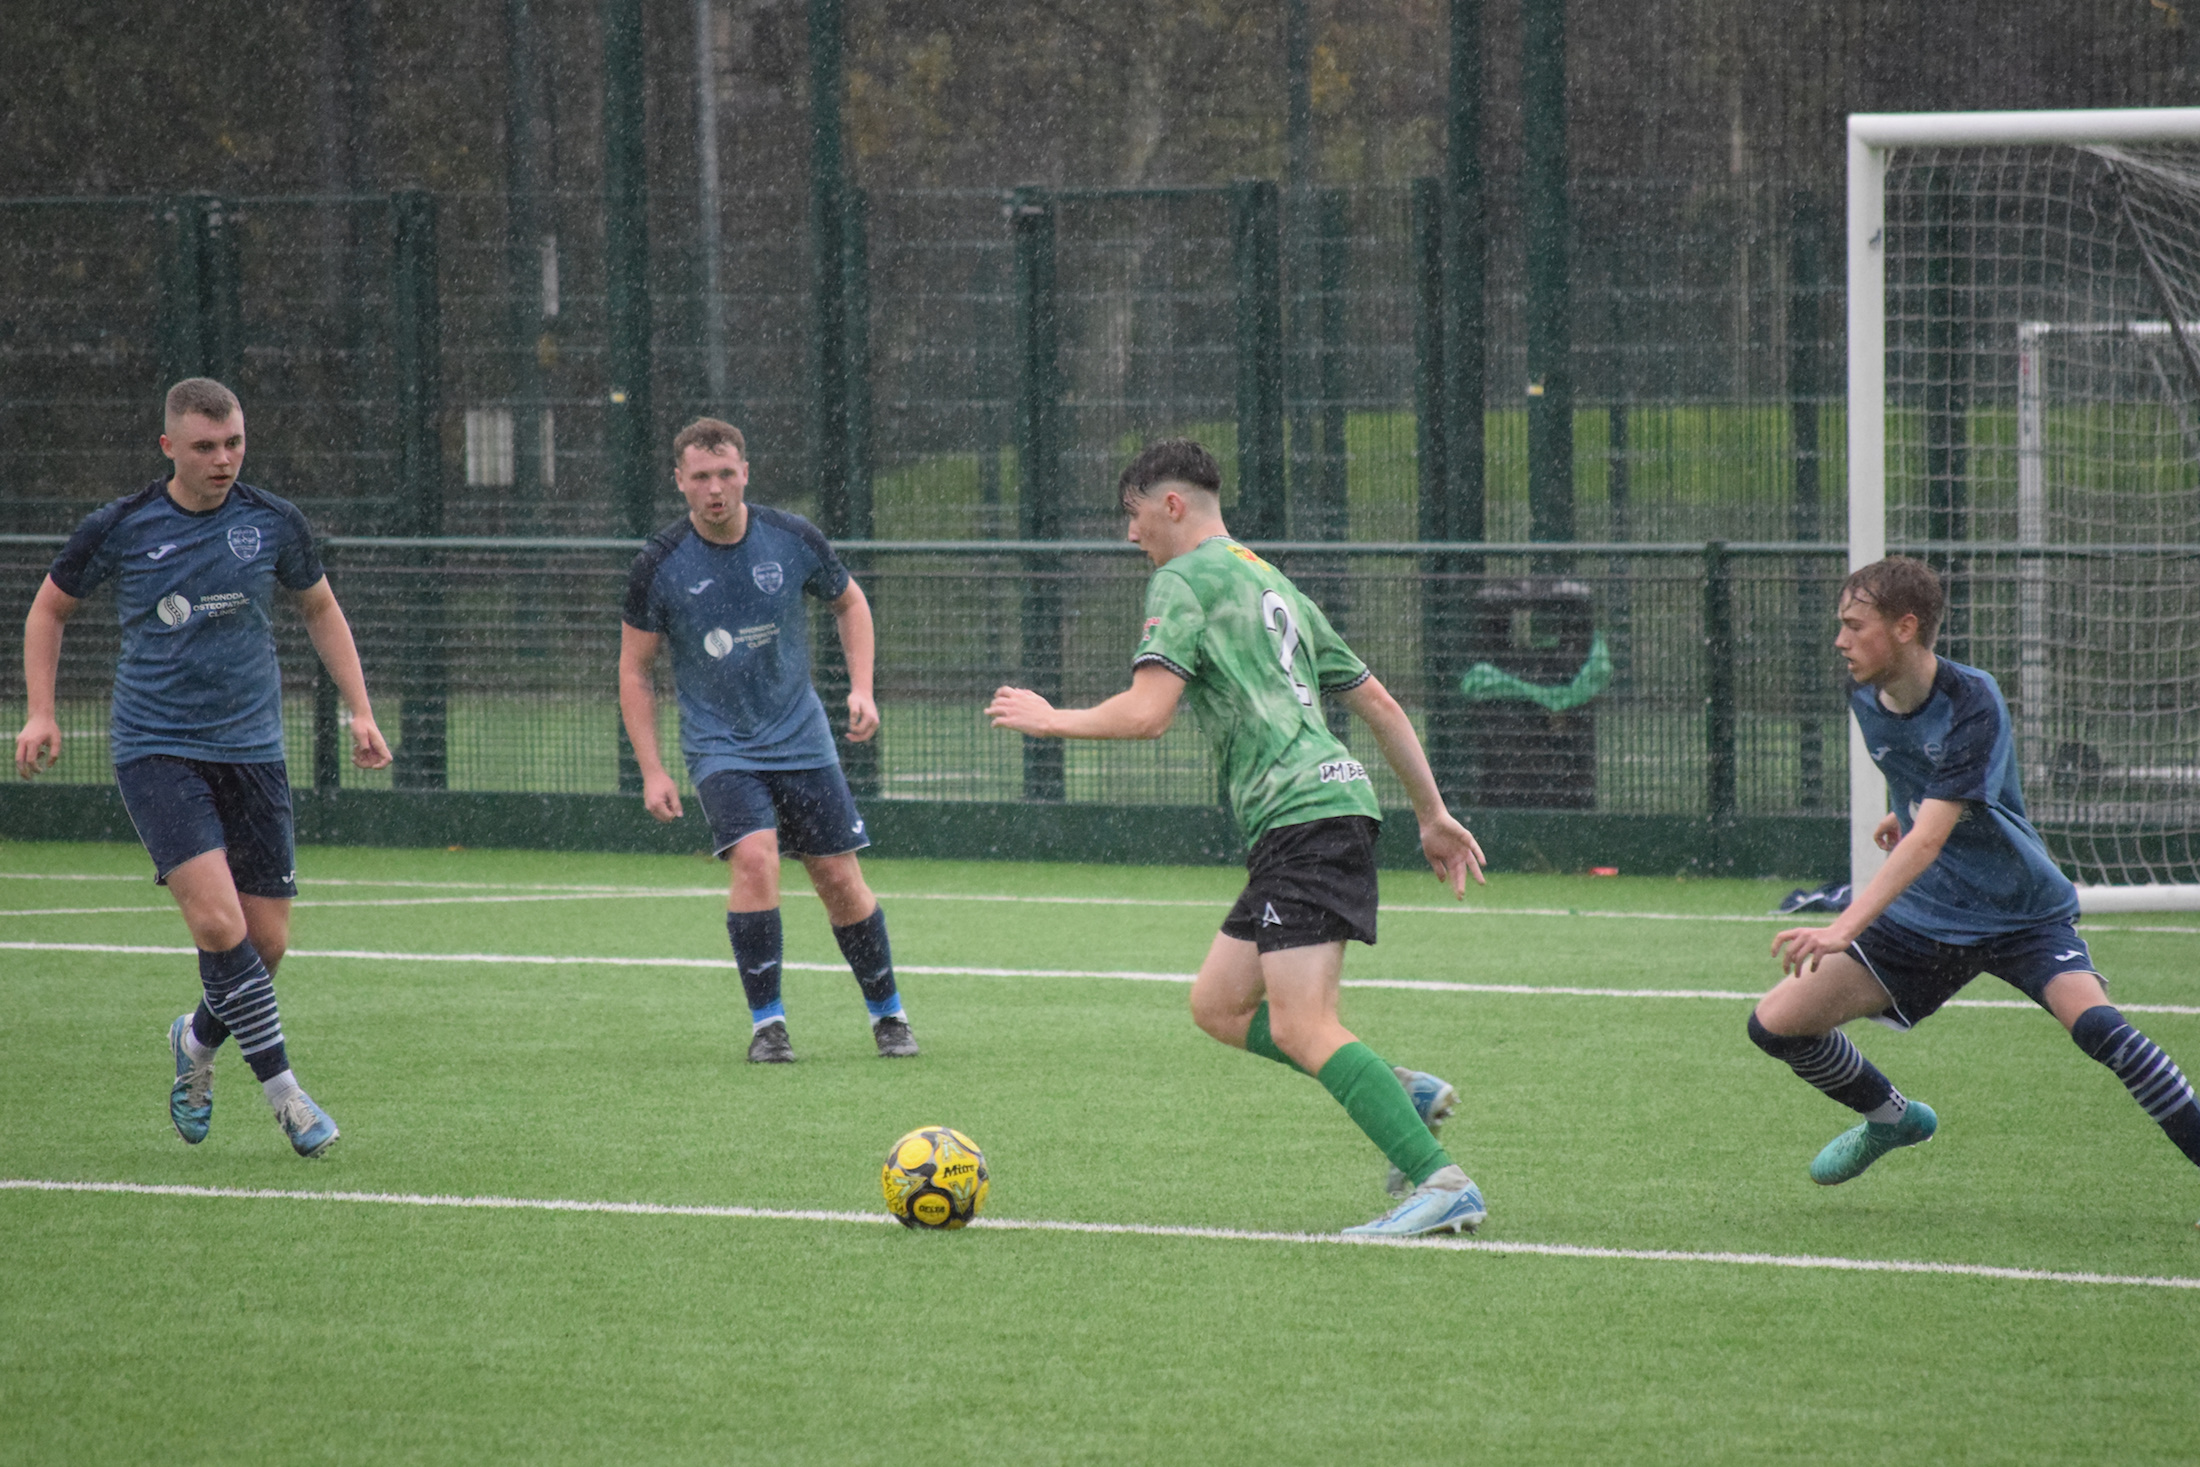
left=1118, top=438, right=1221, bottom=510
left=1841, top=556, right=1944, bottom=647
left=165, top=377, right=240, bottom=425
left=672, top=417, right=746, bottom=466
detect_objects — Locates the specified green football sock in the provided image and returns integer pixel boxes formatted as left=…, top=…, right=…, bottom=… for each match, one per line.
left=1243, top=1001, right=1306, bottom=1074
left=1317, top=1041, right=1452, bottom=1187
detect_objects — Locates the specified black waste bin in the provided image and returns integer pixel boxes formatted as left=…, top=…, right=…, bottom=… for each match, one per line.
left=1462, top=578, right=1599, bottom=809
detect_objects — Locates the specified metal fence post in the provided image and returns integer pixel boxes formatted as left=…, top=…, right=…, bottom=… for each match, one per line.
left=808, top=0, right=850, bottom=537
left=159, top=196, right=243, bottom=390
left=1705, top=540, right=1737, bottom=828
left=159, top=197, right=206, bottom=390
left=835, top=183, right=880, bottom=797
left=1413, top=178, right=1469, bottom=805
left=1232, top=179, right=1285, bottom=541
left=842, top=185, right=872, bottom=540
left=506, top=0, right=549, bottom=503
left=1443, top=0, right=1485, bottom=545
left=313, top=546, right=343, bottom=796
left=1789, top=188, right=1827, bottom=811
left=974, top=249, right=1006, bottom=538
left=1523, top=0, right=1573, bottom=553
left=603, top=0, right=655, bottom=538
left=1313, top=188, right=1350, bottom=543
left=391, top=188, right=448, bottom=790
left=1012, top=187, right=1064, bottom=801
left=1412, top=180, right=1448, bottom=541
left=201, top=199, right=244, bottom=388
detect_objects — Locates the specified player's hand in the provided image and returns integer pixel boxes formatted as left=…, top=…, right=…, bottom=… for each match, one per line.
left=1419, top=811, right=1486, bottom=897
left=986, top=686, right=1056, bottom=738
left=846, top=690, right=880, bottom=743
left=348, top=714, right=393, bottom=770
left=641, top=768, right=683, bottom=822
left=14, top=715, right=60, bottom=780
left=1772, top=922, right=1851, bottom=978
left=1873, top=813, right=1902, bottom=851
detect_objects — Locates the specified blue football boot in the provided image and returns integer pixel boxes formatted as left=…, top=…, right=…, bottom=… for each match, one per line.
left=1384, top=1066, right=1458, bottom=1199
left=1346, top=1167, right=1488, bottom=1238
left=275, top=1089, right=340, bottom=1158
left=1809, top=1100, right=1937, bottom=1185
left=168, top=1014, right=213, bottom=1145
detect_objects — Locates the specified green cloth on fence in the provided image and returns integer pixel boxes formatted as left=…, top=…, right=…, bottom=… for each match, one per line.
left=1457, top=632, right=1612, bottom=712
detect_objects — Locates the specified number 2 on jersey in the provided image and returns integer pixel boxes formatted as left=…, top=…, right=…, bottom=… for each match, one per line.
left=1261, top=590, right=1314, bottom=707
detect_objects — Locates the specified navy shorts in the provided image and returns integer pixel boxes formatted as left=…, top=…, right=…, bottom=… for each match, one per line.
left=115, top=756, right=298, bottom=898
left=696, top=765, right=871, bottom=860
left=1848, top=915, right=2101, bottom=1029
left=1220, top=815, right=1381, bottom=953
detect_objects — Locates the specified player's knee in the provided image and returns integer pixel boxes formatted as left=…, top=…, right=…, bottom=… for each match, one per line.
left=1748, top=1009, right=1816, bottom=1060
left=727, top=833, right=779, bottom=882
left=2069, top=1003, right=2128, bottom=1061
left=1263, top=1003, right=1324, bottom=1057
left=1187, top=986, right=1240, bottom=1043
left=806, top=858, right=872, bottom=919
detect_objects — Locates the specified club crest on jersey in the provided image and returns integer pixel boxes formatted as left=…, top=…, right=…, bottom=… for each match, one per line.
left=752, top=561, right=784, bottom=595
left=226, top=526, right=262, bottom=561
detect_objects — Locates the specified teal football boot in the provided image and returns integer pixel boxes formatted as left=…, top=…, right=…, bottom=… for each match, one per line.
left=1810, top=1100, right=1937, bottom=1185
left=168, top=1014, right=213, bottom=1145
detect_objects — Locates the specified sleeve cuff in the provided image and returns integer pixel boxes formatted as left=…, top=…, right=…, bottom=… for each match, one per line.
left=1131, top=653, right=1193, bottom=681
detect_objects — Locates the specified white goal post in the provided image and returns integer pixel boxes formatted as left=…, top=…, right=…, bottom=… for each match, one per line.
left=1848, top=108, right=2200, bottom=913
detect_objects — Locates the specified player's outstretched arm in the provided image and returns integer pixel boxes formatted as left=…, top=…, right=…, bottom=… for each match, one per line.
left=293, top=578, right=392, bottom=769
left=1771, top=798, right=1961, bottom=976
left=16, top=577, right=79, bottom=780
left=1338, top=674, right=1485, bottom=896
left=987, top=665, right=1185, bottom=741
left=618, top=624, right=682, bottom=821
left=829, top=579, right=879, bottom=743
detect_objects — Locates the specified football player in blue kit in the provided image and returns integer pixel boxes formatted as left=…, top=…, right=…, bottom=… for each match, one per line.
left=619, top=418, right=916, bottom=1063
left=15, top=378, right=392, bottom=1157
left=1753, top=557, right=2200, bottom=1217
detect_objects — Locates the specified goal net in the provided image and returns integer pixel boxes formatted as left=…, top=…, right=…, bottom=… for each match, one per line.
left=1851, top=110, right=2200, bottom=910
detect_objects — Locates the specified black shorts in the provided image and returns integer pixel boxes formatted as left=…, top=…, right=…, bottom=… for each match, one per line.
left=114, top=755, right=298, bottom=898
left=1220, top=815, right=1381, bottom=953
left=696, top=764, right=871, bottom=859
left=1849, top=914, right=2102, bottom=1030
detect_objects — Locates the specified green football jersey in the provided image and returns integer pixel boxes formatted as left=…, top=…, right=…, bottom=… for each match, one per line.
left=1132, top=535, right=1380, bottom=842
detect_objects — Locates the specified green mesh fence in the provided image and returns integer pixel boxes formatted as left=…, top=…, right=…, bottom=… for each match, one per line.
left=1, top=536, right=1851, bottom=819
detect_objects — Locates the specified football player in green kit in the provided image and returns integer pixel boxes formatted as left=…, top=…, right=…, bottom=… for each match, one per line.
left=987, top=439, right=1490, bottom=1237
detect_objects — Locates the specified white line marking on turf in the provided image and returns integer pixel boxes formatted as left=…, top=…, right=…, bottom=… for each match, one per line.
left=2, top=873, right=2193, bottom=933
left=5, top=940, right=2197, bottom=1015
left=3, top=1178, right=2192, bottom=1291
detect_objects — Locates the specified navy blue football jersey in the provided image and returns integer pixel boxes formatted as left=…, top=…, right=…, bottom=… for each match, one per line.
left=622, top=507, right=851, bottom=777
left=1851, top=657, right=2079, bottom=941
left=49, top=481, right=323, bottom=765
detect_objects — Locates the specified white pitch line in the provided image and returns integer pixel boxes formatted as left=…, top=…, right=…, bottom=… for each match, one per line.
left=5, top=940, right=2196, bottom=1014
left=2, top=1178, right=2192, bottom=1291
left=4, top=870, right=2196, bottom=932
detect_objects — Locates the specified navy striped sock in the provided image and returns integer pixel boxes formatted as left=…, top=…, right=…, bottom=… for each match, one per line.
left=1748, top=1012, right=1901, bottom=1116
left=832, top=908, right=902, bottom=1019
left=199, top=940, right=288, bottom=1083
left=727, top=909, right=785, bottom=1025
left=2072, top=1005, right=2200, bottom=1168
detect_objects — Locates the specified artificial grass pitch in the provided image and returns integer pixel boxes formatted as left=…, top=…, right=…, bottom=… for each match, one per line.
left=2, top=840, right=2197, bottom=1464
